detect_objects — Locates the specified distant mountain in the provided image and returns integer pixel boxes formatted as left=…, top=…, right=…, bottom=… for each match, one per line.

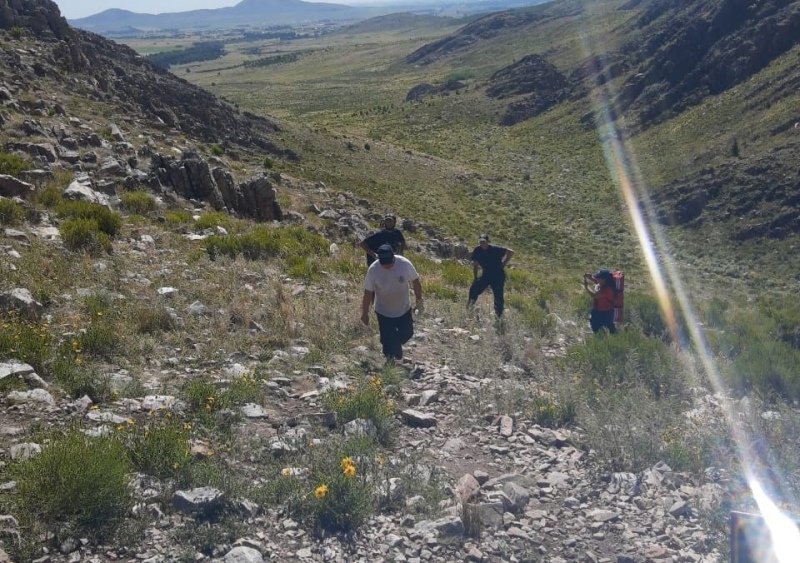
left=69, top=0, right=381, bottom=34
left=69, top=0, right=549, bottom=35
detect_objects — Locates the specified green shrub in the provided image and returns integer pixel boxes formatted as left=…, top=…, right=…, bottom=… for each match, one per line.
left=205, top=225, right=328, bottom=264
left=210, top=144, right=224, bottom=156
left=422, top=280, right=460, bottom=302
left=265, top=436, right=378, bottom=533
left=126, top=414, right=192, bottom=479
left=286, top=255, right=322, bottom=281
left=703, top=297, right=729, bottom=329
left=60, top=218, right=112, bottom=253
left=82, top=293, right=113, bottom=317
left=264, top=157, right=274, bottom=169
left=626, top=291, right=668, bottom=337
left=441, top=261, right=472, bottom=287
left=527, top=393, right=576, bottom=428
left=0, top=198, right=24, bottom=225
left=195, top=211, right=234, bottom=232
left=9, top=428, right=133, bottom=542
left=184, top=375, right=262, bottom=415
left=504, top=269, right=539, bottom=292
left=120, top=191, right=157, bottom=215
left=56, top=201, right=122, bottom=236
left=565, top=329, right=679, bottom=399
left=332, top=255, right=365, bottom=284
left=52, top=352, right=112, bottom=401
left=165, top=209, right=193, bottom=226
left=35, top=185, right=63, bottom=208
left=506, top=294, right=556, bottom=336
left=579, top=387, right=685, bottom=472
left=321, top=375, right=395, bottom=446
left=0, top=312, right=52, bottom=373
left=0, top=152, right=31, bottom=176
left=729, top=339, right=800, bottom=399
left=78, top=319, right=121, bottom=358
left=135, top=306, right=177, bottom=334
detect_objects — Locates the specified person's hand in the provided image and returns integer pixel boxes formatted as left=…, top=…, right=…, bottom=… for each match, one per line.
left=360, top=312, right=369, bottom=327
left=415, top=298, right=424, bottom=315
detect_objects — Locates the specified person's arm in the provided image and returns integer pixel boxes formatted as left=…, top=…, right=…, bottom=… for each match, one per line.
left=583, top=274, right=597, bottom=296
left=361, top=290, right=374, bottom=325
left=411, top=278, right=422, bottom=301
left=502, top=248, right=514, bottom=266
left=472, top=261, right=480, bottom=280
left=360, top=240, right=377, bottom=260
left=397, top=231, right=406, bottom=255
left=411, top=278, right=423, bottom=314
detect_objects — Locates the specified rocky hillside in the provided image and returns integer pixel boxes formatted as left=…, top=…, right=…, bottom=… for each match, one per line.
left=403, top=0, right=800, bottom=246
left=0, top=2, right=791, bottom=563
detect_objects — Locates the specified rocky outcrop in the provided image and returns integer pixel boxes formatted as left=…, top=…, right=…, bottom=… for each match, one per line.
left=651, top=144, right=800, bottom=240
left=406, top=10, right=542, bottom=66
left=486, top=55, right=571, bottom=126
left=152, top=153, right=282, bottom=222
left=0, top=0, right=72, bottom=41
left=405, top=80, right=467, bottom=102
left=617, top=0, right=800, bottom=126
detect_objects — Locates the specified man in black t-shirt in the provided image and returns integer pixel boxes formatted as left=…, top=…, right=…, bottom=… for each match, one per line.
left=360, top=214, right=406, bottom=266
left=468, top=233, right=514, bottom=317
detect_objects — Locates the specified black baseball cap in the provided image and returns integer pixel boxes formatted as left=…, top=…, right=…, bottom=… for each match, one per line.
left=377, top=244, right=394, bottom=265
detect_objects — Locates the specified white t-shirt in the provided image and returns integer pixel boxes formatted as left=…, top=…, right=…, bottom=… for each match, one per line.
left=363, top=255, right=419, bottom=318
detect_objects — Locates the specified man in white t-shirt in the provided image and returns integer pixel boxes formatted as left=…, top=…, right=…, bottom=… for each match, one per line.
left=361, top=244, right=423, bottom=362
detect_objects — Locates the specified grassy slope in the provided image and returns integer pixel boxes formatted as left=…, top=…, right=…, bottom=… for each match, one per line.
left=176, top=0, right=799, bottom=296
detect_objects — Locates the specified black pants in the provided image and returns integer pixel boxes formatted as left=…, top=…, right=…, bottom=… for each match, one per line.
left=376, top=309, right=414, bottom=360
left=590, top=309, right=616, bottom=334
left=468, top=275, right=505, bottom=316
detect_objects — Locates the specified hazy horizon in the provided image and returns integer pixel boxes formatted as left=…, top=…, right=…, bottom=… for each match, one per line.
left=55, top=0, right=433, bottom=20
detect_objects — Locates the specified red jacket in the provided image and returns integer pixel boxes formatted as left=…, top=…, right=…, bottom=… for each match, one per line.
left=592, top=286, right=615, bottom=312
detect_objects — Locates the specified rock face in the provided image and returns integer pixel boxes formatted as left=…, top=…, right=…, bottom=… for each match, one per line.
left=615, top=0, right=800, bottom=126
left=0, top=0, right=72, bottom=40
left=0, top=0, right=296, bottom=154
left=152, top=153, right=282, bottom=222
left=486, top=54, right=572, bottom=126
left=650, top=145, right=800, bottom=240
left=406, top=10, right=542, bottom=65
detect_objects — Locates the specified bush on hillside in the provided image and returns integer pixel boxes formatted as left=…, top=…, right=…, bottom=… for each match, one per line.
left=35, top=185, right=63, bottom=208
left=565, top=328, right=680, bottom=399
left=0, top=152, right=31, bottom=176
left=264, top=435, right=379, bottom=533
left=205, top=225, right=328, bottom=263
left=60, top=218, right=113, bottom=253
left=120, top=190, right=157, bottom=215
left=9, top=428, right=132, bottom=542
left=0, top=198, right=24, bottom=225
left=56, top=201, right=122, bottom=236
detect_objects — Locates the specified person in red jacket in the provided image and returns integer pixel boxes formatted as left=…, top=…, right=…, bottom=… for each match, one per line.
left=583, top=269, right=617, bottom=334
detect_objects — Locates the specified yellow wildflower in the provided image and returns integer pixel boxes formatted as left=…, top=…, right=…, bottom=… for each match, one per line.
left=340, top=457, right=353, bottom=470
left=343, top=464, right=356, bottom=478
left=126, top=418, right=135, bottom=425
left=314, top=484, right=328, bottom=499
left=282, top=468, right=292, bottom=476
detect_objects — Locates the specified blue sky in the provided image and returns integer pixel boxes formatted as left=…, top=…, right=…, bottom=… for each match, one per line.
left=55, top=0, right=388, bottom=20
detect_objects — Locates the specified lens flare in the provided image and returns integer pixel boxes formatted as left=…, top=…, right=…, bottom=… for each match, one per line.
left=578, top=11, right=800, bottom=559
